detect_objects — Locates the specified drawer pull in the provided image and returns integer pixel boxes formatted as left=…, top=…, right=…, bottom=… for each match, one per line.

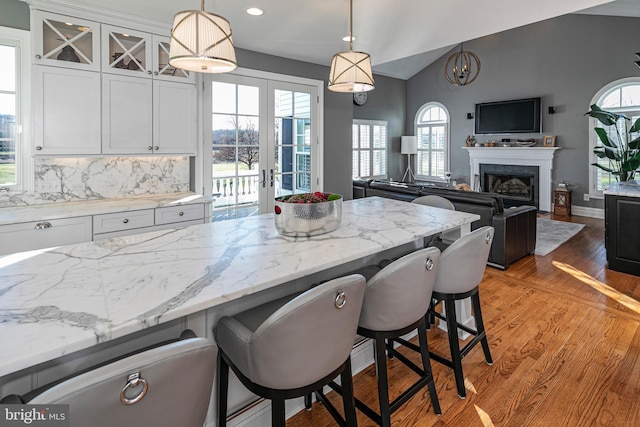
left=123, top=218, right=129, bottom=224
left=35, top=222, right=52, bottom=230
left=178, top=212, right=184, bottom=216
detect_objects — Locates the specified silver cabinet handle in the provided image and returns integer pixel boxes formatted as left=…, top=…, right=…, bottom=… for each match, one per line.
left=123, top=218, right=129, bottom=224
left=153, top=71, right=158, bottom=76
left=35, top=222, right=52, bottom=230
left=154, top=146, right=159, bottom=151
left=270, top=169, right=274, bottom=187
left=261, top=170, right=266, bottom=188
left=147, top=70, right=152, bottom=75
left=35, top=54, right=42, bottom=59
left=178, top=212, right=184, bottom=216
left=36, top=146, right=42, bottom=151
left=148, top=146, right=153, bottom=151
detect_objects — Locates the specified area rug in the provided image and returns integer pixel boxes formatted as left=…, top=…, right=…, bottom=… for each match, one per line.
left=535, top=218, right=586, bottom=256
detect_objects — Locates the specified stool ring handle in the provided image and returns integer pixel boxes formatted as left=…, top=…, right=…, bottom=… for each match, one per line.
left=335, top=290, right=347, bottom=309
left=120, top=372, right=148, bottom=405
left=425, top=257, right=434, bottom=271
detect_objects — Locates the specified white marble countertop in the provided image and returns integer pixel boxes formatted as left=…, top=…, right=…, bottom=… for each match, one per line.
left=603, top=181, right=640, bottom=197
left=0, top=192, right=211, bottom=226
left=0, top=197, right=479, bottom=377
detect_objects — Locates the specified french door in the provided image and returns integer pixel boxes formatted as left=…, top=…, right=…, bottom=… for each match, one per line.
left=206, top=73, right=319, bottom=221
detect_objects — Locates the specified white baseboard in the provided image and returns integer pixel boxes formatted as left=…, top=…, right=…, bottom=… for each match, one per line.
left=571, top=205, right=604, bottom=219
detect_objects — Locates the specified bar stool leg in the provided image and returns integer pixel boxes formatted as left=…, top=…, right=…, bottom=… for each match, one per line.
left=340, top=358, right=358, bottom=427
left=374, top=335, right=392, bottom=427
left=418, top=320, right=441, bottom=415
left=304, top=393, right=313, bottom=410
left=217, top=352, right=230, bottom=427
left=272, top=397, right=286, bottom=427
left=471, top=291, right=493, bottom=365
left=444, top=296, right=466, bottom=398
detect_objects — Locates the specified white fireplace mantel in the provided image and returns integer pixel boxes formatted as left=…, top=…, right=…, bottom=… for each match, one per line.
left=463, top=146, right=561, bottom=212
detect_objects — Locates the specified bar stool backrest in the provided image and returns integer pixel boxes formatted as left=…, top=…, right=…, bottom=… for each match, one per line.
left=28, top=337, right=217, bottom=427
left=412, top=195, right=456, bottom=210
left=233, top=274, right=365, bottom=390
left=359, top=247, right=441, bottom=332
left=435, top=226, right=495, bottom=294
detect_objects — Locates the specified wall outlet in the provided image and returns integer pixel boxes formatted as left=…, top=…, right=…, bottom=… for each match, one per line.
left=583, top=194, right=590, bottom=201
left=38, top=180, right=61, bottom=193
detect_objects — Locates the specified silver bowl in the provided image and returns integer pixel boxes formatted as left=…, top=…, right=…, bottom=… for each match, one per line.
left=274, top=195, right=342, bottom=237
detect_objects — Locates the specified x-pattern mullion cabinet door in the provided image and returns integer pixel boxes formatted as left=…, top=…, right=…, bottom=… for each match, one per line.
left=152, top=35, right=195, bottom=84
left=101, top=24, right=152, bottom=78
left=32, top=10, right=101, bottom=72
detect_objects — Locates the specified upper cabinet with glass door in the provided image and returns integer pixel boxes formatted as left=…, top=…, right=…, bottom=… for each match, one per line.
left=153, top=36, right=195, bottom=83
left=101, top=25, right=151, bottom=77
left=32, top=10, right=100, bottom=71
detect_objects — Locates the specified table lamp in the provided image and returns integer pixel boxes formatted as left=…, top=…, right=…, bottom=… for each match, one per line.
left=401, top=136, right=417, bottom=183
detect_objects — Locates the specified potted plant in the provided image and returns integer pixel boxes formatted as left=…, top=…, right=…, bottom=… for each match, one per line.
left=585, top=104, right=640, bottom=182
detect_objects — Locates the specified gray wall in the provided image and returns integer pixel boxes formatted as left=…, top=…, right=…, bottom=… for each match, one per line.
left=407, top=13, right=640, bottom=211
left=1, top=0, right=29, bottom=30
left=353, top=75, right=407, bottom=181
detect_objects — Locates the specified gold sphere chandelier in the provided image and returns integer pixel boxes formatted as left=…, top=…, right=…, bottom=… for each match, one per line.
left=444, top=44, right=480, bottom=86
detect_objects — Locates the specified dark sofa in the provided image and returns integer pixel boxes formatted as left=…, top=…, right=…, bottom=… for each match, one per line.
left=353, top=179, right=537, bottom=270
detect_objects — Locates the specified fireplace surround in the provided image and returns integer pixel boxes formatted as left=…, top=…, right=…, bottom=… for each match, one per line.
left=463, top=146, right=560, bottom=212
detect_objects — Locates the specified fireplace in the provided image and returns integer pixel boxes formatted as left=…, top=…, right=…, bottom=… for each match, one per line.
left=480, top=164, right=539, bottom=209
left=464, top=146, right=560, bottom=212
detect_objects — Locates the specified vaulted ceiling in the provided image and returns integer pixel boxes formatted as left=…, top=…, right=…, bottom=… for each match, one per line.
left=48, top=0, right=638, bottom=79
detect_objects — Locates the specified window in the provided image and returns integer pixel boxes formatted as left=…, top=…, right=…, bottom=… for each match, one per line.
left=352, top=120, right=387, bottom=179
left=589, top=78, right=640, bottom=196
left=415, top=102, right=449, bottom=181
left=0, top=27, right=29, bottom=191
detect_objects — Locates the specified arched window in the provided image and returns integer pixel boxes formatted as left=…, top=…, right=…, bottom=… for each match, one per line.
left=589, top=78, right=640, bottom=196
left=415, top=102, right=449, bottom=181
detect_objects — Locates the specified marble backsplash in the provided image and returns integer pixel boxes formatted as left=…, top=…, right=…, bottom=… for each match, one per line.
left=0, top=157, right=190, bottom=208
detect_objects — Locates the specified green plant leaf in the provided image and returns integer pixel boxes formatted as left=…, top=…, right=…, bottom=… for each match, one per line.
left=591, top=162, right=614, bottom=173
left=629, top=135, right=640, bottom=150
left=586, top=105, right=619, bottom=126
left=630, top=116, right=640, bottom=133
left=623, top=155, right=640, bottom=172
left=594, top=127, right=616, bottom=147
left=594, top=145, right=620, bottom=160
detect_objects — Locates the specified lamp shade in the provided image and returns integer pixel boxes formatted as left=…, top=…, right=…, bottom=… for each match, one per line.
left=169, top=9, right=237, bottom=73
left=328, top=50, right=375, bottom=93
left=401, top=136, right=417, bottom=154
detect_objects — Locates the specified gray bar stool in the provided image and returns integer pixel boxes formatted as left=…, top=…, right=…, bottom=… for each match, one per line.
left=327, top=247, right=442, bottom=427
left=215, top=274, right=366, bottom=427
left=428, top=225, right=495, bottom=398
left=0, top=330, right=217, bottom=427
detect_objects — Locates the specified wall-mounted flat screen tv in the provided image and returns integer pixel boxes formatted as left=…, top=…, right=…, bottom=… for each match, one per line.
left=474, top=97, right=541, bottom=134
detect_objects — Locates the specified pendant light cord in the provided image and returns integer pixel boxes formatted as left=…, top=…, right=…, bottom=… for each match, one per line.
left=349, top=0, right=353, bottom=50
left=201, top=0, right=205, bottom=12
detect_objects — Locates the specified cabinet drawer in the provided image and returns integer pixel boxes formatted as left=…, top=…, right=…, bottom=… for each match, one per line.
left=0, top=216, right=92, bottom=256
left=155, top=204, right=204, bottom=225
left=93, top=209, right=154, bottom=235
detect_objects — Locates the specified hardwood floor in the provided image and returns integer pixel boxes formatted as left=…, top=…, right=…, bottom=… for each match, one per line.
left=288, top=214, right=640, bottom=426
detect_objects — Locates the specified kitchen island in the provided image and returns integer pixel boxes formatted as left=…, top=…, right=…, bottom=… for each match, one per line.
left=0, top=196, right=479, bottom=424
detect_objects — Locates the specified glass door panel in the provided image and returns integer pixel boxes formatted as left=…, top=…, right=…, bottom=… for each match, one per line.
left=211, top=81, right=263, bottom=221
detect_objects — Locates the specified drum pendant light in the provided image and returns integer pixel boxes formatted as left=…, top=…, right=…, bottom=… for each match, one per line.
left=169, top=0, right=237, bottom=73
left=328, top=0, right=374, bottom=93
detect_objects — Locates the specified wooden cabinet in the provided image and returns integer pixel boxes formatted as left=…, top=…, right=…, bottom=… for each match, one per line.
left=0, top=216, right=93, bottom=256
left=605, top=194, right=640, bottom=276
left=33, top=65, right=101, bottom=155
left=32, top=10, right=100, bottom=72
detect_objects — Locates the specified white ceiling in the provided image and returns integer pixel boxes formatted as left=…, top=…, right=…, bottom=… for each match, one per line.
left=45, top=0, right=638, bottom=79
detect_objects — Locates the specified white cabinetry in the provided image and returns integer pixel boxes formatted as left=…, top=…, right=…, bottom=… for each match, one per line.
left=33, top=66, right=101, bottom=155
left=31, top=10, right=197, bottom=157
left=101, top=26, right=197, bottom=155
left=0, top=216, right=93, bottom=256
left=32, top=10, right=100, bottom=72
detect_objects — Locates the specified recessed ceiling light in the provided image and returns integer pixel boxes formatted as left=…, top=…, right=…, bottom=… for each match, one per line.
left=342, top=36, right=355, bottom=42
left=246, top=8, right=263, bottom=16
